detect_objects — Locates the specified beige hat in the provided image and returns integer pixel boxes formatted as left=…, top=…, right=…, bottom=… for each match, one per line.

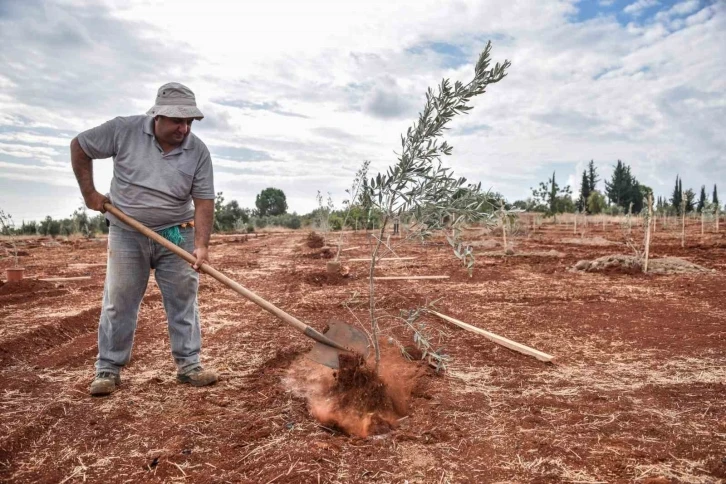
left=146, top=82, right=204, bottom=120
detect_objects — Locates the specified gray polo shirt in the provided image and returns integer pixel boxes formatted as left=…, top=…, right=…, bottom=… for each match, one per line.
left=77, top=115, right=214, bottom=231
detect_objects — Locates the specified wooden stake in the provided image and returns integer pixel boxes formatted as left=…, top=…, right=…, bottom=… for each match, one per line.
left=681, top=198, right=686, bottom=248
left=428, top=310, right=553, bottom=362
left=38, top=276, right=92, bottom=282
left=643, top=194, right=653, bottom=273
left=373, top=275, right=449, bottom=280
left=716, top=205, right=720, bottom=232
left=67, top=263, right=106, bottom=268
left=349, top=257, right=416, bottom=262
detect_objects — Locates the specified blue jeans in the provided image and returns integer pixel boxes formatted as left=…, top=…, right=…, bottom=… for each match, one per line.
left=96, top=224, right=201, bottom=375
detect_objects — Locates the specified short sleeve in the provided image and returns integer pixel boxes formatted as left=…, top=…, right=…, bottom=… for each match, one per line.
left=76, top=117, right=121, bottom=159
left=191, top=148, right=215, bottom=199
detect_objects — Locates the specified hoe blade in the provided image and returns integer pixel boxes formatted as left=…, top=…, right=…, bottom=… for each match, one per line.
left=307, top=320, right=371, bottom=369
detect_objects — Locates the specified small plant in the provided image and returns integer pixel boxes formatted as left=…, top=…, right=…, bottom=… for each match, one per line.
left=0, top=209, right=19, bottom=267
left=362, top=41, right=510, bottom=370
left=314, top=191, right=334, bottom=243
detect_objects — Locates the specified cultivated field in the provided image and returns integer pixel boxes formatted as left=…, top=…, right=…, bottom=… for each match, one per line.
left=1, top=218, right=724, bottom=483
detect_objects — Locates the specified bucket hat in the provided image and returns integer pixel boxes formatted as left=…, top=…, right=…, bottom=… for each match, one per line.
left=146, top=82, right=204, bottom=120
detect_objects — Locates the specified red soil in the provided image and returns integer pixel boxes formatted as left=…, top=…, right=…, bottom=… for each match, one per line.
left=0, top=219, right=724, bottom=482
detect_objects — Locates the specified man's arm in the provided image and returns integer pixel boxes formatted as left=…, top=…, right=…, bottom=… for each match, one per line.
left=70, top=137, right=109, bottom=212
left=191, top=197, right=214, bottom=270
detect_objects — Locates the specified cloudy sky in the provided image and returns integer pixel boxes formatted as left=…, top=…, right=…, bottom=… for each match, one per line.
left=0, top=0, right=724, bottom=220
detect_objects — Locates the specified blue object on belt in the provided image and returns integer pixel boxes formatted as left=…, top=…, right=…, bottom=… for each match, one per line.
left=157, top=225, right=185, bottom=246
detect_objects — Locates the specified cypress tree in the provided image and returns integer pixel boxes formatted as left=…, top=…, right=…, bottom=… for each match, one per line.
left=578, top=170, right=591, bottom=212
left=670, top=176, right=682, bottom=210
left=587, top=160, right=599, bottom=192
left=697, top=186, right=706, bottom=213
left=605, top=160, right=627, bottom=207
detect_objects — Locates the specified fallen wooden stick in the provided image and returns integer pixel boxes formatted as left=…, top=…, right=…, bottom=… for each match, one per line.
left=373, top=275, right=449, bottom=280
left=340, top=246, right=361, bottom=252
left=38, top=276, right=93, bottom=282
left=428, top=310, right=554, bottom=362
left=67, top=263, right=106, bottom=268
left=349, top=257, right=416, bottom=262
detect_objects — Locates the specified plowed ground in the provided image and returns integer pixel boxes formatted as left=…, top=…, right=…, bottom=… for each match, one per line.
left=1, top=220, right=724, bottom=483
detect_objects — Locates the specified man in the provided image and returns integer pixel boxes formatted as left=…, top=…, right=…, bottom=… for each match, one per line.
left=71, top=82, right=218, bottom=396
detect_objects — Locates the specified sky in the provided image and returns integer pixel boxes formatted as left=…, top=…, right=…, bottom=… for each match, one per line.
left=0, top=0, right=724, bottom=221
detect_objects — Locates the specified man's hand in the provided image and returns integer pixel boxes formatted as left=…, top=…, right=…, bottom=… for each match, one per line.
left=192, top=246, right=209, bottom=272
left=84, top=191, right=110, bottom=212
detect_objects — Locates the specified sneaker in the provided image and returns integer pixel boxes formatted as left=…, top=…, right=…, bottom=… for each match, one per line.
left=177, top=367, right=218, bottom=387
left=90, top=371, right=121, bottom=396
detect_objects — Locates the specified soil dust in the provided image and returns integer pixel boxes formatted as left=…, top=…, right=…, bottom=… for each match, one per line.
left=284, top=346, right=422, bottom=438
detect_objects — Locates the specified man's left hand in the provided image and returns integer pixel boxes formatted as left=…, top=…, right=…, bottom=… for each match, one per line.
left=192, top=246, right=209, bottom=272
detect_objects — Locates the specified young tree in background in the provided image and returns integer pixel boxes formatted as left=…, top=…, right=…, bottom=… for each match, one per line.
left=684, top=188, right=696, bottom=213
left=587, top=191, right=607, bottom=214
left=532, top=171, right=572, bottom=215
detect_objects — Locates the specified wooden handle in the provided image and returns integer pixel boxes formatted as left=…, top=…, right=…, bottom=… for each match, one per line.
left=103, top=203, right=349, bottom=351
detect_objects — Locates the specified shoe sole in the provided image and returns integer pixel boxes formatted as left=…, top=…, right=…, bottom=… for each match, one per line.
left=177, top=375, right=218, bottom=387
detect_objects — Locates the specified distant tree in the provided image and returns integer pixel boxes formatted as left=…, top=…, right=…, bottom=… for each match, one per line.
left=684, top=188, right=696, bottom=213
left=587, top=190, right=607, bottom=214
left=587, top=160, right=599, bottom=192
left=512, top=200, right=527, bottom=210
left=214, top=192, right=250, bottom=232
left=531, top=171, right=572, bottom=214
left=670, top=176, right=682, bottom=211
left=697, top=185, right=707, bottom=213
left=255, top=187, right=287, bottom=217
left=577, top=169, right=590, bottom=213
left=604, top=160, right=644, bottom=212
left=19, top=220, right=37, bottom=235
left=39, top=216, right=61, bottom=238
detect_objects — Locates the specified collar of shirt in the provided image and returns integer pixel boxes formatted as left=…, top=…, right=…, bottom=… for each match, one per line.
left=143, top=116, right=193, bottom=157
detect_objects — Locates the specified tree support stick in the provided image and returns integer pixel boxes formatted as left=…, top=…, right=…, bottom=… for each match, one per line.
left=643, top=194, right=653, bottom=273
left=428, top=310, right=553, bottom=362
left=373, top=275, right=449, bottom=280
left=38, top=276, right=92, bottom=282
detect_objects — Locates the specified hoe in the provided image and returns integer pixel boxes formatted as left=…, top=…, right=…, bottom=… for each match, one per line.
left=104, top=203, right=370, bottom=369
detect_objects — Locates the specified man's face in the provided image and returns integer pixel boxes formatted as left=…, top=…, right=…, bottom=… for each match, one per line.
left=154, top=116, right=194, bottom=146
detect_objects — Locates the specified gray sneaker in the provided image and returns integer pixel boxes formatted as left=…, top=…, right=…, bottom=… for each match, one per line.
left=177, top=367, right=218, bottom=387
left=90, top=371, right=121, bottom=396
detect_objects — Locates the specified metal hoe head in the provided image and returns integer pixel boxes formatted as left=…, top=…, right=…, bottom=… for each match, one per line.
left=307, top=320, right=371, bottom=369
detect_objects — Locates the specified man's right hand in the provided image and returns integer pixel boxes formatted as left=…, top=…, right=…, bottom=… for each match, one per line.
left=84, top=191, right=110, bottom=212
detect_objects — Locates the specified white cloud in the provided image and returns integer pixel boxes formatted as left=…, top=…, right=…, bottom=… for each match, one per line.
left=624, top=0, right=660, bottom=16
left=0, top=0, right=724, bottom=220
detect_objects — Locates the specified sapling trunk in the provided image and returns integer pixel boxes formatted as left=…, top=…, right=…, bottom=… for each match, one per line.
left=574, top=212, right=577, bottom=235
left=368, top=213, right=390, bottom=372
left=701, top=211, right=704, bottom=236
